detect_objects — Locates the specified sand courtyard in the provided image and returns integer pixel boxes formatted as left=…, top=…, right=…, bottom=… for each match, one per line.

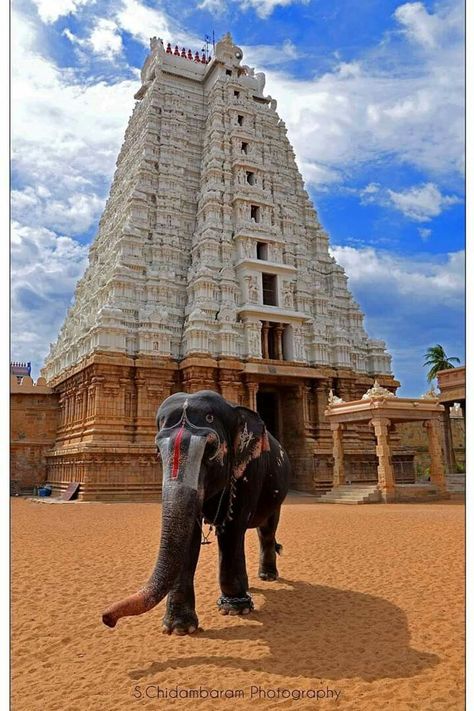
left=11, top=497, right=464, bottom=710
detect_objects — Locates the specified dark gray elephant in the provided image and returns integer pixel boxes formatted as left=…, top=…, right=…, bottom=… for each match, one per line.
left=102, top=390, right=290, bottom=634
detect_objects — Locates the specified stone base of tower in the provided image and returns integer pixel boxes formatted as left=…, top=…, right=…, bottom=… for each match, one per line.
left=44, top=351, right=176, bottom=502
left=43, top=351, right=414, bottom=501
left=46, top=444, right=162, bottom=501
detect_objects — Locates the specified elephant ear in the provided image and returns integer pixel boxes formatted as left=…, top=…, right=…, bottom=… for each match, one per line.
left=232, top=406, right=271, bottom=479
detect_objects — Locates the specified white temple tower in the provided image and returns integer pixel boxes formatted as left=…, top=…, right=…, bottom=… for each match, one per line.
left=42, top=34, right=405, bottom=501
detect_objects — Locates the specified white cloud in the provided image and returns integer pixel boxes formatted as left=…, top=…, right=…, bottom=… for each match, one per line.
left=11, top=10, right=137, bottom=234
left=197, top=0, right=227, bottom=12
left=11, top=187, right=105, bottom=235
left=299, top=161, right=341, bottom=187
left=330, top=245, right=464, bottom=307
left=258, top=1, right=464, bottom=186
left=11, top=7, right=137, bottom=369
left=197, top=0, right=307, bottom=17
left=240, top=0, right=307, bottom=18
left=418, top=227, right=432, bottom=240
left=394, top=2, right=443, bottom=48
left=115, top=0, right=193, bottom=47
left=358, top=182, right=381, bottom=201
left=328, top=245, right=464, bottom=394
left=354, top=180, right=461, bottom=222
left=31, top=0, right=92, bottom=24
left=64, top=17, right=123, bottom=60
left=11, top=221, right=89, bottom=369
left=242, top=38, right=301, bottom=67
left=387, top=182, right=461, bottom=221
left=90, top=18, right=123, bottom=58
left=83, top=17, right=124, bottom=59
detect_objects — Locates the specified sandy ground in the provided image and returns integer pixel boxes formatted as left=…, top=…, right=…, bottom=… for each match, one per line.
left=11, top=496, right=464, bottom=711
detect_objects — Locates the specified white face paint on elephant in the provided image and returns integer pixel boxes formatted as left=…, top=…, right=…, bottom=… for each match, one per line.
left=158, top=433, right=209, bottom=492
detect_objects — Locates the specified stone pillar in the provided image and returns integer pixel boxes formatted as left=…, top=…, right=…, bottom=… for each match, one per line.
left=302, top=384, right=312, bottom=431
left=330, top=422, right=345, bottom=487
left=247, top=382, right=259, bottom=411
left=58, top=393, right=66, bottom=427
left=86, top=384, right=95, bottom=419
left=76, top=391, right=83, bottom=423
left=314, top=379, right=332, bottom=449
left=424, top=417, right=446, bottom=493
left=370, top=417, right=395, bottom=502
left=135, top=376, right=149, bottom=435
left=91, top=376, right=104, bottom=418
left=82, top=387, right=88, bottom=425
left=441, top=404, right=456, bottom=474
left=275, top=323, right=284, bottom=360
left=219, top=374, right=241, bottom=405
left=261, top=321, right=269, bottom=359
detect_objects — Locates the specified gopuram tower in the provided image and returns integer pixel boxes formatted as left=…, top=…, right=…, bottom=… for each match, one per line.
left=42, top=33, right=406, bottom=501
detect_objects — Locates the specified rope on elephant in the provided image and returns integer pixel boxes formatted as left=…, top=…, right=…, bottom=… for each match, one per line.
left=196, top=518, right=213, bottom=545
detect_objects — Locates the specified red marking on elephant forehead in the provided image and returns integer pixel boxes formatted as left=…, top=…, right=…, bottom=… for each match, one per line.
left=171, top=425, right=185, bottom=479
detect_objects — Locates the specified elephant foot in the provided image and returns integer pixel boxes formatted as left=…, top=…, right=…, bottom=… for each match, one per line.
left=162, top=609, right=199, bottom=636
left=217, top=594, right=254, bottom=616
left=258, top=569, right=278, bottom=581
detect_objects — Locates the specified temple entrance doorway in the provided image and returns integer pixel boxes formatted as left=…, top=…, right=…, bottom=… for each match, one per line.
left=256, top=390, right=280, bottom=441
left=255, top=384, right=304, bottom=489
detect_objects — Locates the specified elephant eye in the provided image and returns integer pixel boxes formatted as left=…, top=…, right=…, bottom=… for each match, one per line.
left=206, top=413, right=214, bottom=423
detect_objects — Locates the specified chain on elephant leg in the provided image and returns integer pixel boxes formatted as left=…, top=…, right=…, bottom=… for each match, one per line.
left=217, top=593, right=254, bottom=616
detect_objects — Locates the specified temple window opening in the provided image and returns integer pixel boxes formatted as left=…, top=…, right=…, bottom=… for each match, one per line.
left=256, top=242, right=268, bottom=260
left=250, top=204, right=260, bottom=222
left=262, top=273, right=278, bottom=306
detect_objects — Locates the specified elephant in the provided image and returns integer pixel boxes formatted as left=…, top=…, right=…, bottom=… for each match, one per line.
left=102, top=389, right=290, bottom=634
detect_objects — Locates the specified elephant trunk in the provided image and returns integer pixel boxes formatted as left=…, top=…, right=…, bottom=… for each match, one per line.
left=102, top=428, right=210, bottom=628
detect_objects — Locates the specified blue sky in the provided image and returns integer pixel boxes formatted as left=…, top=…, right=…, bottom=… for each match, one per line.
left=11, top=0, right=465, bottom=395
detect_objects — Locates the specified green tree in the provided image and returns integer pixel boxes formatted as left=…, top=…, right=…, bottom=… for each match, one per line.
left=423, top=344, right=460, bottom=382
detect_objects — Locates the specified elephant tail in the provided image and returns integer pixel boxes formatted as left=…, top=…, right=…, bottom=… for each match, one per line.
left=275, top=542, right=283, bottom=556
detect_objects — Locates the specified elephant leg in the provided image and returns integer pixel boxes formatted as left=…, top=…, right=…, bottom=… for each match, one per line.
left=258, top=508, right=281, bottom=581
left=162, top=520, right=201, bottom=635
left=217, top=527, right=253, bottom=616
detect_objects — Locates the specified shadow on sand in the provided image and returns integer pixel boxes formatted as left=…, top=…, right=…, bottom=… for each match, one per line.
left=129, top=579, right=438, bottom=683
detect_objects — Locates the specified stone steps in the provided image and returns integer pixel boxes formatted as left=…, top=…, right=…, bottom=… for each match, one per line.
left=48, top=481, right=162, bottom=502
left=318, top=485, right=381, bottom=505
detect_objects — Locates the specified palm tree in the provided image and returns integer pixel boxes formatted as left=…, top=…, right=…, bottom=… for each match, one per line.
left=423, top=344, right=460, bottom=382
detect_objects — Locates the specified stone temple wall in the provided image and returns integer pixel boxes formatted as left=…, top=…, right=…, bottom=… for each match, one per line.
left=10, top=376, right=59, bottom=492
left=398, top=417, right=465, bottom=474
